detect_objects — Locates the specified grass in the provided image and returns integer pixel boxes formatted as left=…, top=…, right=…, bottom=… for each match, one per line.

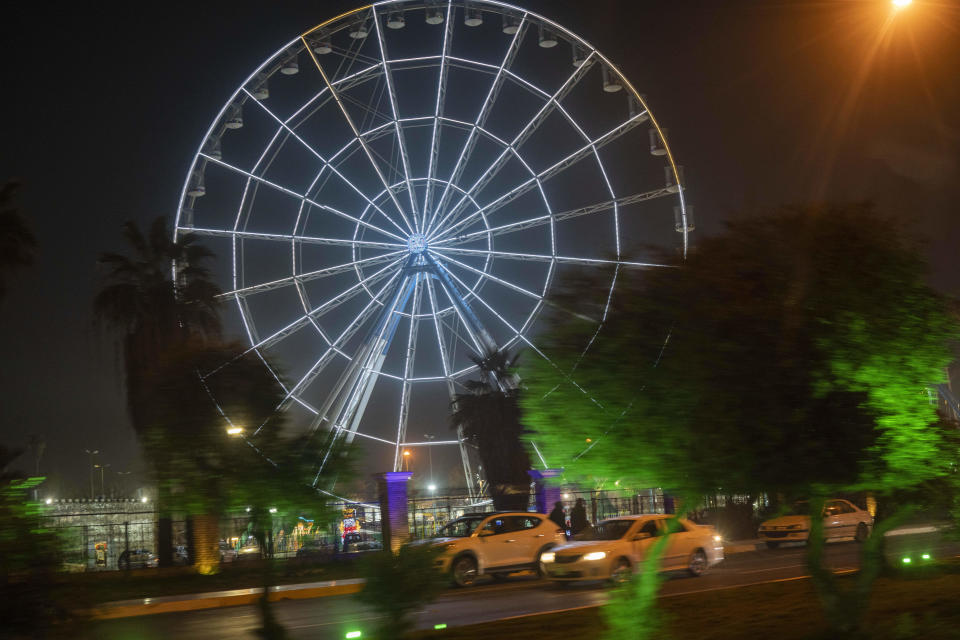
left=60, top=556, right=362, bottom=604
left=412, top=563, right=960, bottom=640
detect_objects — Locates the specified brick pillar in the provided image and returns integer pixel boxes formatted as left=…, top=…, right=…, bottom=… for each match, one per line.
left=527, top=469, right=563, bottom=515
left=377, top=472, right=413, bottom=552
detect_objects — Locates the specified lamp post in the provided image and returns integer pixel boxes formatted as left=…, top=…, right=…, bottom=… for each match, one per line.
left=84, top=449, right=99, bottom=499
left=424, top=434, right=435, bottom=490
left=94, top=463, right=110, bottom=497
left=402, top=449, right=411, bottom=472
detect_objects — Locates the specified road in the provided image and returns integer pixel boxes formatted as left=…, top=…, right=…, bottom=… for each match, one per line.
left=90, top=534, right=956, bottom=639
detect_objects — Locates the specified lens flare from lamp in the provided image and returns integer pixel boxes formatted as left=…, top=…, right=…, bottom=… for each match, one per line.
left=892, top=0, right=911, bottom=9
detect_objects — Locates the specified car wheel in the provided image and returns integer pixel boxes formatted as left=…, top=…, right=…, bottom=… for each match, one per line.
left=609, top=558, right=632, bottom=585
left=855, top=522, right=869, bottom=543
left=451, top=555, right=478, bottom=587
left=688, top=549, right=708, bottom=577
left=765, top=541, right=780, bottom=550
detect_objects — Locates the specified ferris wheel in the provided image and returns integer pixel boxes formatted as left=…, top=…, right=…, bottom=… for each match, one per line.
left=173, top=0, right=691, bottom=492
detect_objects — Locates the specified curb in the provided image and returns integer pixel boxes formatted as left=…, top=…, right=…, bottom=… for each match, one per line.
left=92, top=578, right=365, bottom=619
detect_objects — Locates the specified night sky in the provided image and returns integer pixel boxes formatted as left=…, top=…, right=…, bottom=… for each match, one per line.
left=1, top=0, right=957, bottom=496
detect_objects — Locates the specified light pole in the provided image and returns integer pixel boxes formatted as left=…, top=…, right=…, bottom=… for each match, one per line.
left=402, top=449, right=411, bottom=472
left=84, top=449, right=99, bottom=499
left=94, top=463, right=110, bottom=497
left=424, top=434, right=435, bottom=490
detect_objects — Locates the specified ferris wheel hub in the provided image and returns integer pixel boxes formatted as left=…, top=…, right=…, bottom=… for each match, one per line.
left=407, top=233, right=428, bottom=254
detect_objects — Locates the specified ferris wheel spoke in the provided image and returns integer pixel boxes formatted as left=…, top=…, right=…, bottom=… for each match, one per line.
left=431, top=110, right=650, bottom=243
left=254, top=259, right=404, bottom=352
left=421, top=1, right=455, bottom=225
left=182, top=226, right=404, bottom=251
left=240, top=89, right=412, bottom=239
left=196, top=153, right=408, bottom=241
left=425, top=17, right=527, bottom=234
left=432, top=188, right=675, bottom=247
left=372, top=13, right=420, bottom=225
left=431, top=251, right=541, bottom=303
left=301, top=35, right=416, bottom=234
left=433, top=246, right=672, bottom=269
left=394, top=273, right=424, bottom=469
left=281, top=267, right=407, bottom=406
left=217, top=250, right=405, bottom=299
left=430, top=52, right=597, bottom=236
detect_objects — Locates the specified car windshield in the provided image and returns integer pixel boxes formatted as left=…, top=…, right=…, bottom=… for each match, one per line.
left=573, top=519, right=634, bottom=541
left=437, top=517, right=485, bottom=538
left=788, top=502, right=811, bottom=516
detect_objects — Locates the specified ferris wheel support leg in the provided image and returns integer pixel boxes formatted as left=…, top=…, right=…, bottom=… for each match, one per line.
left=314, top=271, right=416, bottom=481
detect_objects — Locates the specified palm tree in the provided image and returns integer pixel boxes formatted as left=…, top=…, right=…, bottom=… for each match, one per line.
left=451, top=348, right=531, bottom=511
left=0, top=180, right=37, bottom=303
left=94, top=216, right=221, bottom=565
left=94, top=216, right=221, bottom=433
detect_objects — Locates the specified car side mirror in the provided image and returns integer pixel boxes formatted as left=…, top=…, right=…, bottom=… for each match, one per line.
left=633, top=532, right=651, bottom=540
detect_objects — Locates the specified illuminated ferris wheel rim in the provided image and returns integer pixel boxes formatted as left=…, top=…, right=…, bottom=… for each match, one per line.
left=172, top=0, right=690, bottom=478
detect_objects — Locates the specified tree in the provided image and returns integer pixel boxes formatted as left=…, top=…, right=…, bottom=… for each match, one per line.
left=451, top=348, right=531, bottom=510
left=0, top=446, right=82, bottom=637
left=0, top=180, right=37, bottom=303
left=94, top=216, right=221, bottom=565
left=522, top=203, right=958, bottom=636
left=141, top=339, right=352, bottom=638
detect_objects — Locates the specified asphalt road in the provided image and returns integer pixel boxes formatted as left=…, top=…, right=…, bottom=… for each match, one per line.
left=90, top=534, right=958, bottom=640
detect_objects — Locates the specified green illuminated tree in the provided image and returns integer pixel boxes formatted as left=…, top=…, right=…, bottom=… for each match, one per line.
left=522, top=203, right=958, bottom=636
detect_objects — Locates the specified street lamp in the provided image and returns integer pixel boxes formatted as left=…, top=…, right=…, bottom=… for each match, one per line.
left=94, top=463, right=111, bottom=497
left=84, top=449, right=99, bottom=499
left=226, top=425, right=244, bottom=436
left=892, top=0, right=911, bottom=9
left=402, top=449, right=411, bottom=472
left=424, top=434, right=435, bottom=489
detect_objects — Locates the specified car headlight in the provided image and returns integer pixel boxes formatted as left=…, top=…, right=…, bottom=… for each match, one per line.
left=540, top=552, right=555, bottom=563
left=583, top=551, right=607, bottom=561
left=713, top=535, right=722, bottom=543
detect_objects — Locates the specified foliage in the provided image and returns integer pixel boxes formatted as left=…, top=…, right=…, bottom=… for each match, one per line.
left=356, top=543, right=447, bottom=640
left=0, top=446, right=82, bottom=637
left=523, top=203, right=957, bottom=496
left=450, top=348, right=531, bottom=510
left=0, top=180, right=37, bottom=303
left=602, top=527, right=670, bottom=640
left=94, top=216, right=221, bottom=435
left=522, top=203, right=959, bottom=636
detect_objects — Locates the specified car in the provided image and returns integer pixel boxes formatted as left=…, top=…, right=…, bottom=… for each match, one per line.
left=758, top=499, right=873, bottom=549
left=428, top=512, right=567, bottom=587
left=219, top=542, right=238, bottom=563
left=118, top=548, right=158, bottom=570
left=541, top=515, right=724, bottom=584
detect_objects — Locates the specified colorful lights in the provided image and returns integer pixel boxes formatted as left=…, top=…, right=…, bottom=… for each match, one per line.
left=921, top=553, right=931, bottom=560
left=433, top=624, right=447, bottom=630
left=902, top=557, right=911, bottom=564
left=345, top=632, right=362, bottom=639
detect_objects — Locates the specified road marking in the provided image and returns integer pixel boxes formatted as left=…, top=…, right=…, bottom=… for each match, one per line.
left=737, top=564, right=805, bottom=574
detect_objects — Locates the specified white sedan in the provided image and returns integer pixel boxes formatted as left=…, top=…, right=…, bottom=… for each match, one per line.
left=541, top=514, right=724, bottom=583
left=758, top=499, right=873, bottom=549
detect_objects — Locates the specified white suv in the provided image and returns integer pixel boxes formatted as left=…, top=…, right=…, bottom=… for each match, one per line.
left=430, top=512, right=567, bottom=586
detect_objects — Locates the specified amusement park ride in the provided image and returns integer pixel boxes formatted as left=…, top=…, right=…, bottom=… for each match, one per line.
left=174, top=1, right=691, bottom=495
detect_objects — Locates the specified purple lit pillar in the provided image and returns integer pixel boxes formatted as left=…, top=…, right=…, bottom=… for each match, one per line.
left=527, top=469, right=563, bottom=514
left=377, top=472, right=413, bottom=552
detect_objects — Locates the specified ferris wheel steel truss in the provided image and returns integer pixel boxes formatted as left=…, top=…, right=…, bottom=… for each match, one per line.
left=174, top=0, right=691, bottom=493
